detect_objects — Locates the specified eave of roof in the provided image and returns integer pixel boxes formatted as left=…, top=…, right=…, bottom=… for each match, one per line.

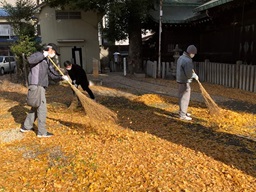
left=194, top=0, right=234, bottom=12
left=151, top=1, right=204, bottom=24
left=151, top=5, right=200, bottom=24
left=163, top=0, right=201, bottom=7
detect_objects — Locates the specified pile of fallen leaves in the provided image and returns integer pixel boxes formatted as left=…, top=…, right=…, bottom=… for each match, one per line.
left=0, top=75, right=255, bottom=191
left=207, top=109, right=256, bottom=138
left=133, top=93, right=256, bottom=141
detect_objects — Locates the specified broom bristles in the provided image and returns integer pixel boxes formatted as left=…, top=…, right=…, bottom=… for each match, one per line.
left=197, top=80, right=221, bottom=115
left=47, top=56, right=117, bottom=123
left=70, top=84, right=117, bottom=123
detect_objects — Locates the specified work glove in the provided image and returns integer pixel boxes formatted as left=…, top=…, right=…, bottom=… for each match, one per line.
left=43, top=51, right=49, bottom=58
left=72, top=80, right=78, bottom=88
left=192, top=73, right=199, bottom=81
left=62, top=75, right=69, bottom=81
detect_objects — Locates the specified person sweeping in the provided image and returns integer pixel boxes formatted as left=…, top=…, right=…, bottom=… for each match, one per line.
left=49, top=59, right=116, bottom=123
left=176, top=45, right=199, bottom=121
left=20, top=43, right=69, bottom=137
left=64, top=60, right=95, bottom=100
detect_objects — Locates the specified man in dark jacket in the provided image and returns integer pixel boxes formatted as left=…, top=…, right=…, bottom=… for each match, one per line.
left=64, top=60, right=95, bottom=100
left=176, top=45, right=199, bottom=121
left=20, top=43, right=69, bottom=137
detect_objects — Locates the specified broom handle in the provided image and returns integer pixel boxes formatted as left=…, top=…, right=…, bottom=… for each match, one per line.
left=47, top=56, right=73, bottom=86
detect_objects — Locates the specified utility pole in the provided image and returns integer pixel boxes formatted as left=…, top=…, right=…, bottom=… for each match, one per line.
left=158, top=0, right=163, bottom=78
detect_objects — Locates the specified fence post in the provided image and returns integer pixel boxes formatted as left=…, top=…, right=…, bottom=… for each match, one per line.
left=204, top=59, right=209, bottom=82
left=162, top=62, right=165, bottom=79
left=235, top=60, right=242, bottom=89
left=166, top=62, right=170, bottom=77
left=153, top=61, right=157, bottom=79
left=123, top=57, right=127, bottom=76
left=231, top=65, right=235, bottom=88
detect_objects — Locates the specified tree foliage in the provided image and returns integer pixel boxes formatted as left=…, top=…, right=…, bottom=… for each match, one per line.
left=46, top=0, right=109, bottom=15
left=1, top=0, right=41, bottom=83
left=1, top=0, right=36, bottom=37
left=103, top=0, right=156, bottom=42
left=10, top=35, right=38, bottom=58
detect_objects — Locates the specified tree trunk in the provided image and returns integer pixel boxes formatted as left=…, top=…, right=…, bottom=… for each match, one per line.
left=128, top=14, right=143, bottom=74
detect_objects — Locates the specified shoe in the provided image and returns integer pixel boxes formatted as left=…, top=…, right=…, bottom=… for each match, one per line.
left=186, top=113, right=191, bottom=117
left=37, top=132, right=54, bottom=138
left=20, top=127, right=34, bottom=133
left=180, top=116, right=192, bottom=121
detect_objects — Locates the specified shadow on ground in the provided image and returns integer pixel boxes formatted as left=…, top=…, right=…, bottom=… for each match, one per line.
left=100, top=96, right=256, bottom=178
left=220, top=100, right=256, bottom=114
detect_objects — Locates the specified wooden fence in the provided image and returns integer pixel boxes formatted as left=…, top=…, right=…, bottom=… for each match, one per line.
left=145, top=60, right=256, bottom=93
left=194, top=61, right=256, bottom=93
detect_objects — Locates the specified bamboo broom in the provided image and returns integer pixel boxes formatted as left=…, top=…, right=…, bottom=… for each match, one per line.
left=48, top=56, right=117, bottom=123
left=193, top=70, right=221, bottom=115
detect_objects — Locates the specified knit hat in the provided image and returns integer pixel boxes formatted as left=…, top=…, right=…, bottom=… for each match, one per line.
left=186, top=45, right=197, bottom=54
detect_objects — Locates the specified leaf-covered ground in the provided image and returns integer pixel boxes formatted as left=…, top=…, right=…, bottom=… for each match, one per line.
left=0, top=74, right=255, bottom=191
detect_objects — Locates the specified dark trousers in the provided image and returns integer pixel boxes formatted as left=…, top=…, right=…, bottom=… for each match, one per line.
left=81, top=83, right=95, bottom=99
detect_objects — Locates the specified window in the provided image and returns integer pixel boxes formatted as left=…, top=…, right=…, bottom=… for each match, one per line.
left=9, top=57, right=15, bottom=62
left=4, top=57, right=15, bottom=62
left=56, top=11, right=81, bottom=20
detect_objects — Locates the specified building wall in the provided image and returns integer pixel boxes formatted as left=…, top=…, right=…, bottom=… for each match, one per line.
left=5, top=0, right=16, bottom=6
left=6, top=0, right=42, bottom=6
left=38, top=6, right=100, bottom=73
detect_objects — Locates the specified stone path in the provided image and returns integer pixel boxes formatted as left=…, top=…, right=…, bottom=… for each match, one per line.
left=89, top=72, right=229, bottom=103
